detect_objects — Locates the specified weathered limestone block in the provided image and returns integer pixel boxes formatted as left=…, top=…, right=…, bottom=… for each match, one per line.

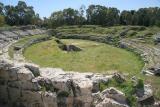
left=148, top=66, right=160, bottom=76
left=25, top=63, right=40, bottom=77
left=137, top=84, right=153, bottom=103
left=20, top=90, right=43, bottom=107
left=18, top=91, right=57, bottom=107
left=41, top=92, right=58, bottom=107
left=40, top=68, right=72, bottom=93
left=8, top=80, right=40, bottom=91
left=13, top=30, right=30, bottom=37
left=93, top=87, right=128, bottom=107
left=8, top=87, right=21, bottom=103
left=92, top=92, right=103, bottom=105
left=91, top=74, right=112, bottom=92
left=96, top=98, right=128, bottom=107
left=76, top=96, right=93, bottom=107
left=0, top=69, right=10, bottom=80
left=72, top=77, right=93, bottom=96
left=154, top=33, right=160, bottom=43
left=101, top=87, right=127, bottom=104
left=112, top=73, right=125, bottom=83
left=17, top=67, right=34, bottom=81
left=0, top=60, right=18, bottom=81
left=40, top=68, right=65, bottom=79
left=0, top=85, right=8, bottom=104
left=52, top=78, right=72, bottom=93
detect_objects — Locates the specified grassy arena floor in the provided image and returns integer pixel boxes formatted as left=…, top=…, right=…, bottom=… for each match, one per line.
left=24, top=39, right=144, bottom=75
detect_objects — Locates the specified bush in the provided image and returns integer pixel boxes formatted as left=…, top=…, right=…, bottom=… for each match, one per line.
left=136, top=79, right=144, bottom=89
left=126, top=94, right=137, bottom=107
left=99, top=82, right=109, bottom=92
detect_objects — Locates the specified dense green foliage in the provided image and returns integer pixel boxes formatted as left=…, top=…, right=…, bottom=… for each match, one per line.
left=0, top=1, right=41, bottom=26
left=48, top=5, right=160, bottom=27
left=0, top=1, right=160, bottom=27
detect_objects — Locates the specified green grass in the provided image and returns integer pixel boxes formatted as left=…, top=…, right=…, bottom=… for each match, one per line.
left=24, top=39, right=144, bottom=75
left=8, top=34, right=48, bottom=58
left=56, top=25, right=160, bottom=45
left=56, top=25, right=126, bottom=36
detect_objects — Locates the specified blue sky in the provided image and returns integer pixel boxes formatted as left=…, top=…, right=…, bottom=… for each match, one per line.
left=1, top=0, right=160, bottom=18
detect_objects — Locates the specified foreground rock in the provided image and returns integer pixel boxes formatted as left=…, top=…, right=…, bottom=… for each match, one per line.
left=0, top=59, right=117, bottom=107
left=112, top=73, right=125, bottom=83
left=137, top=84, right=154, bottom=105
left=93, top=87, right=128, bottom=107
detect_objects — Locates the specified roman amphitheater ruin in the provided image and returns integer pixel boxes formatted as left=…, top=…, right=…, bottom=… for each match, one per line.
left=0, top=26, right=159, bottom=107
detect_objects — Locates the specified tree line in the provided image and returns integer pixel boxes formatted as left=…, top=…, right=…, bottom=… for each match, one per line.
left=0, top=1, right=160, bottom=27
left=0, top=1, right=41, bottom=26
left=48, top=5, right=160, bottom=27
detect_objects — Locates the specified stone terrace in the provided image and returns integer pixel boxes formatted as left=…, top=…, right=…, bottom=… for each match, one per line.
left=0, top=25, right=47, bottom=55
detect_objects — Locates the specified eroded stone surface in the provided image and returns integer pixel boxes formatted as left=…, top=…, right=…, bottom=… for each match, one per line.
left=0, top=59, right=116, bottom=107
left=92, top=87, right=128, bottom=107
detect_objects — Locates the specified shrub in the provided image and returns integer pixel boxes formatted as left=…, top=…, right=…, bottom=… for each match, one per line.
left=136, top=78, right=144, bottom=89
left=99, top=82, right=109, bottom=92
left=126, top=94, right=137, bottom=107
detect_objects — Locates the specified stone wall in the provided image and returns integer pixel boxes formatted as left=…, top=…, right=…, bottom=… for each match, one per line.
left=0, top=25, right=47, bottom=51
left=0, top=59, right=131, bottom=107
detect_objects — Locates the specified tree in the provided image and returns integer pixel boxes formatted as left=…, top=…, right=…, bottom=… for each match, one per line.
left=120, top=10, right=133, bottom=25
left=31, top=13, right=42, bottom=26
left=106, top=7, right=120, bottom=26
left=78, top=5, right=86, bottom=25
left=4, top=5, right=17, bottom=25
left=86, top=5, right=120, bottom=26
left=49, top=7, right=86, bottom=27
left=0, top=2, right=4, bottom=15
left=63, top=8, right=79, bottom=25
left=2, top=2, right=160, bottom=27
left=4, top=1, right=38, bottom=26
left=50, top=11, right=64, bottom=27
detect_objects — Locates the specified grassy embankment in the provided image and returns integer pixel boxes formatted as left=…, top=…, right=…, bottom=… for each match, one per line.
left=8, top=34, right=48, bottom=58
